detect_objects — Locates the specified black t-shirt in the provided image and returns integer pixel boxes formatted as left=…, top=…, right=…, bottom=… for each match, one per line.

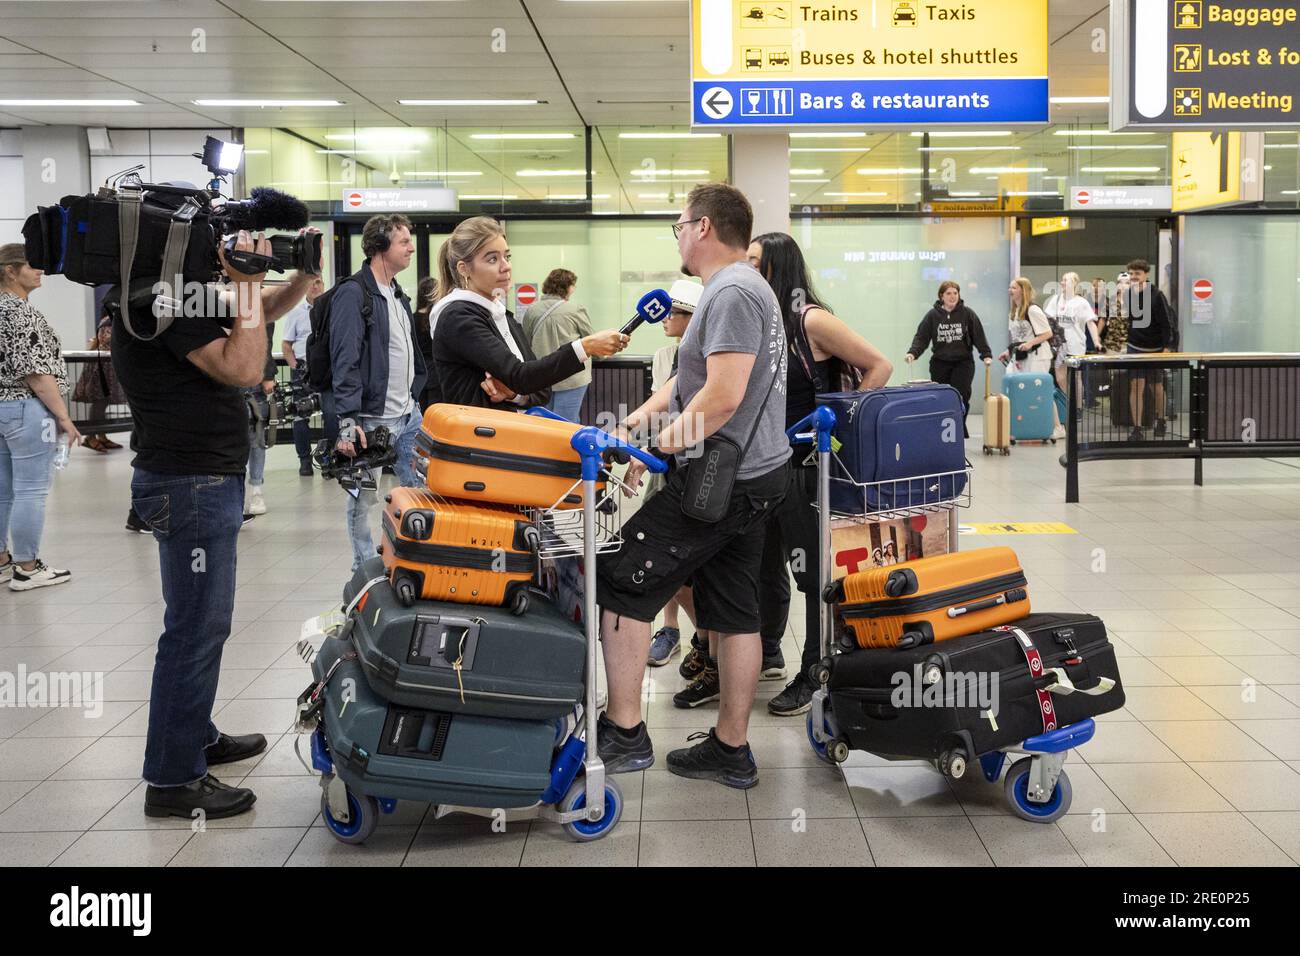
left=112, top=306, right=250, bottom=476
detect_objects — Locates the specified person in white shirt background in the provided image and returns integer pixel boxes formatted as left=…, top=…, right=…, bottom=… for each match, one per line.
left=1045, top=271, right=1100, bottom=419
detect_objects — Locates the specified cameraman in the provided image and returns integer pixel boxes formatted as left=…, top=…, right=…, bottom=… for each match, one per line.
left=330, top=214, right=426, bottom=571
left=112, top=231, right=283, bottom=820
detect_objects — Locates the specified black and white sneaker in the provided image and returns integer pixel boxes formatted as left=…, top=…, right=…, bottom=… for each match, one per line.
left=768, top=674, right=814, bottom=716
left=595, top=712, right=654, bottom=773
left=760, top=652, right=786, bottom=681
left=673, top=664, right=720, bottom=709
left=8, top=560, right=72, bottom=592
left=666, top=728, right=758, bottom=790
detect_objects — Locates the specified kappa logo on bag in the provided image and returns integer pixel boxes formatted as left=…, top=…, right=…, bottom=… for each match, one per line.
left=692, top=447, right=723, bottom=513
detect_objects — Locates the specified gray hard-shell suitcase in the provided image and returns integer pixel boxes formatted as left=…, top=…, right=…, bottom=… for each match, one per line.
left=312, top=634, right=555, bottom=808
left=342, top=558, right=586, bottom=720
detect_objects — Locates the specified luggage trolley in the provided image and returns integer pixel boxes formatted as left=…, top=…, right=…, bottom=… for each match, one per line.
left=305, top=416, right=665, bottom=844
left=789, top=406, right=1091, bottom=823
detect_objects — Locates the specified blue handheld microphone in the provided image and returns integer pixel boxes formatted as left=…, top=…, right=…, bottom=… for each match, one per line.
left=619, top=288, right=673, bottom=336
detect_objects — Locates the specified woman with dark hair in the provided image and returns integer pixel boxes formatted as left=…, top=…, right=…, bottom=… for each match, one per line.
left=746, top=232, right=892, bottom=717
left=905, top=280, right=993, bottom=436
left=412, top=277, right=440, bottom=407
left=521, top=268, right=594, bottom=422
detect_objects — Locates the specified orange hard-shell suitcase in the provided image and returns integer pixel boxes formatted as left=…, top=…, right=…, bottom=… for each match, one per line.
left=414, top=404, right=603, bottom=510
left=378, top=488, right=540, bottom=612
left=825, top=547, right=1030, bottom=649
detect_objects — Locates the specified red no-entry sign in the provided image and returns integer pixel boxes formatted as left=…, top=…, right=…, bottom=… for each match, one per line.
left=515, top=283, right=538, bottom=307
left=1193, top=278, right=1214, bottom=300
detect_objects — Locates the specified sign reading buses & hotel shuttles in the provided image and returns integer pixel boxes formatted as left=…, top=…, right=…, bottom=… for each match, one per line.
left=691, top=1, right=1049, bottom=127
left=1111, top=0, right=1300, bottom=129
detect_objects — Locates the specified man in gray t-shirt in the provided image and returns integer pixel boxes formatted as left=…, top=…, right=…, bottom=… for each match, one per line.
left=595, top=183, right=790, bottom=792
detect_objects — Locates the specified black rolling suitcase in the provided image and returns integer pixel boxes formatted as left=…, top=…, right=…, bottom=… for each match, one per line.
left=310, top=635, right=555, bottom=808
left=826, top=613, right=1125, bottom=764
left=342, top=558, right=586, bottom=720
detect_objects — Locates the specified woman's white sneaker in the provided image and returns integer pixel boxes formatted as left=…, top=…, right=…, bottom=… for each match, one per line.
left=8, top=561, right=72, bottom=591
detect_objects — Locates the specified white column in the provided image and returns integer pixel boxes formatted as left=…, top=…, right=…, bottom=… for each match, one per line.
left=730, top=133, right=790, bottom=237
left=21, top=127, right=94, bottom=346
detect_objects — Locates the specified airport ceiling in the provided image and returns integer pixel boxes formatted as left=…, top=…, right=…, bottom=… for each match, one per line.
left=0, top=0, right=1113, bottom=129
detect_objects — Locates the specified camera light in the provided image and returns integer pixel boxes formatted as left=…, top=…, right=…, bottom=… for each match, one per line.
left=202, top=136, right=245, bottom=175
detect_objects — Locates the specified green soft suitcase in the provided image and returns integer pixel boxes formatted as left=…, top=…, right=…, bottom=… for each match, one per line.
left=312, top=635, right=555, bottom=809
left=342, top=558, right=586, bottom=720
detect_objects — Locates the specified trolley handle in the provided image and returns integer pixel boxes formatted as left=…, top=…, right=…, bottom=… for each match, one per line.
left=786, top=405, right=837, bottom=452
left=570, top=426, right=668, bottom=481
left=526, top=406, right=571, bottom=423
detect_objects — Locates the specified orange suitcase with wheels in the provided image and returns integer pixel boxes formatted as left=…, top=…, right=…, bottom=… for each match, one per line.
left=414, top=405, right=604, bottom=511
left=825, top=546, right=1030, bottom=649
left=378, top=488, right=539, bottom=612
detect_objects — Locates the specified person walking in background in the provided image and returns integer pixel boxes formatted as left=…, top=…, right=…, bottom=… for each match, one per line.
left=280, top=275, right=333, bottom=476
left=1046, top=272, right=1100, bottom=420
left=747, top=231, right=892, bottom=717
left=1122, top=258, right=1179, bottom=441
left=1000, top=277, right=1054, bottom=375
left=0, top=243, right=80, bottom=591
left=75, top=315, right=126, bottom=453
left=905, top=280, right=992, bottom=437
left=521, top=268, right=594, bottom=422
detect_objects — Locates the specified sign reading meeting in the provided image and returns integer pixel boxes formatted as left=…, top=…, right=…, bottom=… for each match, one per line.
left=691, top=1, right=1049, bottom=127
left=1112, top=0, right=1300, bottom=129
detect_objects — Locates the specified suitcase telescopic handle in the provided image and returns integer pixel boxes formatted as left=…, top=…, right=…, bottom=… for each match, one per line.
left=947, top=588, right=1027, bottom=618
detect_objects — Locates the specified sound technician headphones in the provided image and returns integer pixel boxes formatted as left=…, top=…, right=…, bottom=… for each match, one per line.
left=367, top=219, right=391, bottom=257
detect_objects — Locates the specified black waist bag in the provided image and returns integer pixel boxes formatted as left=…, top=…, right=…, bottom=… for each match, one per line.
left=826, top=612, right=1125, bottom=762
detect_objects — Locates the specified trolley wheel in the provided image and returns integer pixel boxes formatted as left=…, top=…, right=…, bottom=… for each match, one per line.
left=559, top=776, right=623, bottom=842
left=982, top=447, right=991, bottom=456
left=321, top=788, right=380, bottom=845
left=1049, top=438, right=1057, bottom=445
left=808, top=658, right=833, bottom=686
left=394, top=577, right=417, bottom=607
left=510, top=590, right=530, bottom=616
left=1003, top=758, right=1072, bottom=823
left=522, top=525, right=542, bottom=554
left=805, top=714, right=835, bottom=766
left=1009, top=439, right=1017, bottom=446
left=827, top=738, right=851, bottom=764
left=1002, top=449, right=1011, bottom=456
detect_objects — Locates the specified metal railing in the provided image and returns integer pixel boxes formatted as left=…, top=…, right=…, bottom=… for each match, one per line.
left=1064, top=353, right=1300, bottom=502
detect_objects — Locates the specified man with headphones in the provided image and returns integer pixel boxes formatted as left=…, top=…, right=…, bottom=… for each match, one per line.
left=329, top=213, right=427, bottom=571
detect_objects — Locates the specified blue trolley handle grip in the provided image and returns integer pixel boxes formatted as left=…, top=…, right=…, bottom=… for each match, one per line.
left=525, top=406, right=571, bottom=423
left=571, top=426, right=669, bottom=481
left=786, top=405, right=837, bottom=453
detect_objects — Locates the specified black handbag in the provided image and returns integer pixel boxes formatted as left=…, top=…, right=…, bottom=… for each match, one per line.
left=679, top=367, right=777, bottom=524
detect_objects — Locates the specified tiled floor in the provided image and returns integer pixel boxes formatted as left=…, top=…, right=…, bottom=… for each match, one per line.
left=2, top=421, right=1299, bottom=867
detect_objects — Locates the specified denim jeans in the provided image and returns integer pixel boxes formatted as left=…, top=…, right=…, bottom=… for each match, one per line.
left=291, top=367, right=339, bottom=462
left=246, top=388, right=268, bottom=486
left=547, top=384, right=588, bottom=424
left=345, top=405, right=423, bottom=571
left=0, top=397, right=59, bottom=563
left=130, top=469, right=244, bottom=787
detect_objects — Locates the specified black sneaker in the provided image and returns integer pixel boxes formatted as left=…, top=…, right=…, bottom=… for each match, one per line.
left=125, top=510, right=153, bottom=534
left=760, top=652, right=786, bottom=681
left=768, top=674, right=814, bottom=716
left=144, top=774, right=256, bottom=820
left=298, top=459, right=314, bottom=476
left=673, top=664, right=720, bottom=709
left=1128, top=426, right=1145, bottom=442
left=678, top=634, right=708, bottom=680
left=1154, top=418, right=1167, bottom=438
left=595, top=712, right=654, bottom=773
left=666, top=729, right=758, bottom=790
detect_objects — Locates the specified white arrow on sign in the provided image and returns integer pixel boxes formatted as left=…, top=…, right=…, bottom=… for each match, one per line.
left=701, top=86, right=733, bottom=119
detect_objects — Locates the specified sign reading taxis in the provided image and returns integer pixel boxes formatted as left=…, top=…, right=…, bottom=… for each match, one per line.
left=1170, top=129, right=1265, bottom=211
left=691, top=0, right=1049, bottom=127
left=1112, top=0, right=1300, bottom=129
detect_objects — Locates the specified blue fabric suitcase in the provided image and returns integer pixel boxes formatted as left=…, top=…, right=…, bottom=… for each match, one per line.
left=818, top=384, right=968, bottom=514
left=1002, top=371, right=1056, bottom=442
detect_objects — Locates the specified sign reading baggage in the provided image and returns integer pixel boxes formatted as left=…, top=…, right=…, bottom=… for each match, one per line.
left=691, top=0, right=1049, bottom=127
left=1112, top=0, right=1300, bottom=129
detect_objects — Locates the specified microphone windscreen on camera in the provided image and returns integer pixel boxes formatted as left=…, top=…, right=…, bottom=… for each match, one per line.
left=247, top=187, right=311, bottom=230
left=619, top=288, right=672, bottom=335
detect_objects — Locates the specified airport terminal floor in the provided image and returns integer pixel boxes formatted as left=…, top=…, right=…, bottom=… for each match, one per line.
left=3, top=429, right=1299, bottom=869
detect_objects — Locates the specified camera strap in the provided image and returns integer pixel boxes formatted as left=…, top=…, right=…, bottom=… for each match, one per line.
left=114, top=190, right=158, bottom=341
left=115, top=190, right=197, bottom=340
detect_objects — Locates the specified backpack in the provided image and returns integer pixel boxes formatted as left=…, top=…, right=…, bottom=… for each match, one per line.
left=305, top=275, right=372, bottom=393
left=1043, top=295, right=1068, bottom=356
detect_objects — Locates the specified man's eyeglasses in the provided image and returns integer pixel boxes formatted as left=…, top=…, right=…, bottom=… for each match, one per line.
left=672, top=218, right=704, bottom=239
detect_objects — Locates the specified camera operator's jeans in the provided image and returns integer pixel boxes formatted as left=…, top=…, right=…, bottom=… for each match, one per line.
left=547, top=385, right=588, bottom=424
left=0, top=398, right=58, bottom=563
left=130, top=469, right=244, bottom=787
left=345, top=406, right=422, bottom=572
left=246, top=389, right=268, bottom=486
left=291, top=367, right=338, bottom=462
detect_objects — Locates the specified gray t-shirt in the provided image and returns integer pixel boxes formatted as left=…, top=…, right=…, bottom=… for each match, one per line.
left=379, top=282, right=414, bottom=419
left=670, top=261, right=788, bottom=480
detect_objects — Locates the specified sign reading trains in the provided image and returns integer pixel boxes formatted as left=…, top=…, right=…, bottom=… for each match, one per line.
left=1111, top=0, right=1300, bottom=129
left=691, top=0, right=1049, bottom=127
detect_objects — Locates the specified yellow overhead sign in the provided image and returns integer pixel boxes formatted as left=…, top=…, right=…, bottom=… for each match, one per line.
left=1171, top=130, right=1265, bottom=212
left=1031, top=216, right=1071, bottom=236
left=692, top=1, right=1049, bottom=80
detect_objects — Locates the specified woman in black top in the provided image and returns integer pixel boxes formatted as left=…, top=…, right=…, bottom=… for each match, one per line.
left=905, top=280, right=993, bottom=437
left=412, top=277, right=440, bottom=407
left=746, top=232, right=892, bottom=717
left=429, top=217, right=627, bottom=410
